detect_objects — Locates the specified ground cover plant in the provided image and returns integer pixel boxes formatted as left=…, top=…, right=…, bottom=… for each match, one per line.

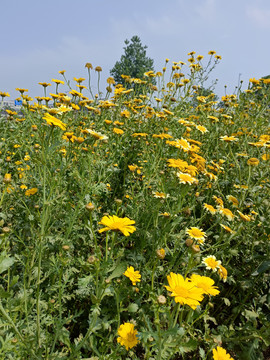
left=0, top=52, right=269, bottom=359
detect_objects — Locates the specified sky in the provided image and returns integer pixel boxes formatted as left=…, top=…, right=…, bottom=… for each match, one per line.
left=1, top=0, right=270, bottom=101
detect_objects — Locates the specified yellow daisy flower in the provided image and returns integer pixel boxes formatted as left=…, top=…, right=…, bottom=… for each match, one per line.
left=202, top=256, right=221, bottom=272
left=186, top=227, right=206, bottom=243
left=190, top=274, right=220, bottom=296
left=98, top=215, right=136, bottom=236
left=117, top=322, right=139, bottom=350
left=212, top=346, right=234, bottom=360
left=124, top=266, right=141, bottom=285
left=165, top=272, right=204, bottom=310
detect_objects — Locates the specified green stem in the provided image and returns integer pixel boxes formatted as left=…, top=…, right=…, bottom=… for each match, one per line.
left=173, top=303, right=181, bottom=327
left=105, top=232, right=109, bottom=261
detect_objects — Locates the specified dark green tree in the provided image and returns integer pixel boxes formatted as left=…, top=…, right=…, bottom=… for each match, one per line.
left=110, top=35, right=155, bottom=86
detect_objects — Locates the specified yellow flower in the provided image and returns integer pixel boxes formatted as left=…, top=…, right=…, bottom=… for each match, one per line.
left=120, top=110, right=130, bottom=118
left=73, top=77, right=85, bottom=84
left=226, top=195, right=239, bottom=207
left=218, top=265, right=228, bottom=282
left=190, top=274, right=220, bottom=296
left=0, top=91, right=10, bottom=98
left=212, top=346, right=234, bottom=360
left=156, top=248, right=166, bottom=259
left=186, top=227, right=206, bottom=243
left=262, top=154, right=270, bottom=161
left=219, top=208, right=234, bottom=221
left=237, top=210, right=252, bottom=222
left=153, top=133, right=173, bottom=140
left=43, top=113, right=67, bottom=131
left=247, top=157, right=259, bottom=166
left=38, top=82, right=51, bottom=88
left=177, top=172, right=198, bottom=185
left=15, top=88, right=28, bottom=94
left=220, top=224, right=235, bottom=234
left=3, top=173, right=12, bottom=184
left=196, top=125, right=208, bottom=133
left=167, top=137, right=191, bottom=152
left=124, top=266, right=141, bottom=285
left=153, top=191, right=169, bottom=199
left=25, top=188, right=38, bottom=196
left=167, top=158, right=188, bottom=170
left=113, top=128, right=124, bottom=135
left=51, top=79, right=64, bottom=85
left=98, top=215, right=136, bottom=236
left=220, top=135, right=239, bottom=142
left=165, top=273, right=204, bottom=310
left=203, top=203, right=216, bottom=215
left=132, top=133, right=148, bottom=138
left=202, top=256, right=221, bottom=272
left=117, top=322, right=139, bottom=350
left=86, top=129, right=108, bottom=141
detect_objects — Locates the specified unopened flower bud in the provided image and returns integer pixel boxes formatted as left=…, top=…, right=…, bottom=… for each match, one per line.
left=85, top=202, right=95, bottom=211
left=3, top=174, right=12, bottom=184
left=114, top=199, right=122, bottom=205
left=157, top=295, right=166, bottom=305
left=87, top=255, right=97, bottom=264
left=191, top=244, right=200, bottom=253
left=185, top=238, right=193, bottom=247
left=156, top=248, right=166, bottom=259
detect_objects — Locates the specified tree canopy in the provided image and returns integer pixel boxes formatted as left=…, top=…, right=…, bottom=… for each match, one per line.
left=110, top=35, right=155, bottom=86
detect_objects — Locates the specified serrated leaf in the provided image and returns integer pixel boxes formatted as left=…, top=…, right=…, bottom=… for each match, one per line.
left=58, top=327, right=71, bottom=347
left=179, top=339, right=198, bottom=353
left=107, top=262, right=126, bottom=281
left=0, top=286, right=11, bottom=298
left=78, top=275, right=92, bottom=287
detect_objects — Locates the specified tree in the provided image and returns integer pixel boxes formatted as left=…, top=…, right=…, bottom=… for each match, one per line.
left=110, top=35, right=155, bottom=86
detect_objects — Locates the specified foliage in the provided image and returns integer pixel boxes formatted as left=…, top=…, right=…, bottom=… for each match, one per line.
left=110, top=35, right=155, bottom=86
left=0, top=52, right=269, bottom=359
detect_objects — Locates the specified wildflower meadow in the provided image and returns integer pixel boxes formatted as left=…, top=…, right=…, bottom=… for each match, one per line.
left=0, top=52, right=269, bottom=359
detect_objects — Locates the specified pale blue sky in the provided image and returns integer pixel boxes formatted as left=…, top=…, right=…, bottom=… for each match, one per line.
left=1, top=0, right=270, bottom=100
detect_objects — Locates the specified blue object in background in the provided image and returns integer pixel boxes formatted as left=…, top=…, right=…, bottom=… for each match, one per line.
left=15, top=100, right=22, bottom=106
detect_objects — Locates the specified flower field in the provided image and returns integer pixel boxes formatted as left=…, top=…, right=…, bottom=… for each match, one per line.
left=0, top=53, right=269, bottom=359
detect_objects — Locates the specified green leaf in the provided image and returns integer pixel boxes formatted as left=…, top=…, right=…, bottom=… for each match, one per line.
left=0, top=286, right=11, bottom=298
left=243, top=309, right=259, bottom=320
left=199, top=347, right=206, bottom=359
left=58, top=327, right=71, bottom=347
left=107, top=262, right=126, bottom=281
left=178, top=339, right=198, bottom=354
left=223, top=297, right=231, bottom=306
left=0, top=252, right=15, bottom=274
left=251, top=261, right=270, bottom=276
left=128, top=303, right=138, bottom=313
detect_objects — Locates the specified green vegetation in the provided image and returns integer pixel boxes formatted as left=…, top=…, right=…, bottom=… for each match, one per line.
left=0, top=52, right=269, bottom=359
left=110, top=35, right=155, bottom=86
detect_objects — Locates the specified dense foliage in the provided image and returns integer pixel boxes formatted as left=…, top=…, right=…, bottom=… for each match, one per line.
left=110, top=35, right=155, bottom=87
left=0, top=52, right=269, bottom=359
